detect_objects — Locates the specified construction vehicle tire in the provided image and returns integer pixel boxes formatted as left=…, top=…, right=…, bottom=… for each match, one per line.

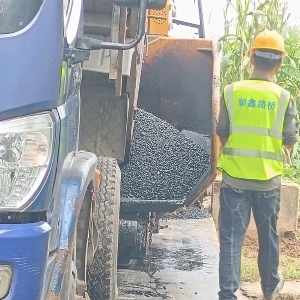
left=87, top=157, right=121, bottom=300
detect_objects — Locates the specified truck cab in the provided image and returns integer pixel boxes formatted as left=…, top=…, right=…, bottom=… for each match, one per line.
left=0, top=0, right=219, bottom=299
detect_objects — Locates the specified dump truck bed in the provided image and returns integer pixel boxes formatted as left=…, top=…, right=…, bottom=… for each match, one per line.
left=79, top=37, right=219, bottom=214
left=120, top=37, right=220, bottom=212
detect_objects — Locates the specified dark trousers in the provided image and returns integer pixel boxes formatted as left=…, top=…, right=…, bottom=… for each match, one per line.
left=218, top=181, right=281, bottom=300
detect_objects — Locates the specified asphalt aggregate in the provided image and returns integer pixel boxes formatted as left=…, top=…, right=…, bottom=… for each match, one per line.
left=120, top=109, right=211, bottom=200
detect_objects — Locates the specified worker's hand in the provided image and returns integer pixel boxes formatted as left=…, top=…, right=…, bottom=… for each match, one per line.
left=283, top=144, right=295, bottom=166
left=284, top=144, right=296, bottom=157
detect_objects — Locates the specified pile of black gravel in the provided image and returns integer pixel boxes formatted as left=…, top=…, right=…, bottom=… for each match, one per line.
left=120, top=109, right=210, bottom=200
left=163, top=204, right=211, bottom=220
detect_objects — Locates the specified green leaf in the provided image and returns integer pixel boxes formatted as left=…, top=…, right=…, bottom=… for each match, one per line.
left=225, top=0, right=237, bottom=13
left=251, top=9, right=266, bottom=16
left=219, top=0, right=300, bottom=97
left=292, top=159, right=300, bottom=168
left=218, top=34, right=242, bottom=43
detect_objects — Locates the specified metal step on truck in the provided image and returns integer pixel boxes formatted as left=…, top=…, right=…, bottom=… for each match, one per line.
left=0, top=0, right=219, bottom=299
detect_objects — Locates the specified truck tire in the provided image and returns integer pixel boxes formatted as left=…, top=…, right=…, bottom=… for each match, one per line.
left=87, top=157, right=121, bottom=300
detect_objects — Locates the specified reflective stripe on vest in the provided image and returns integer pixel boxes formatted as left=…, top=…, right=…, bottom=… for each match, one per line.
left=217, top=80, right=290, bottom=180
left=225, top=83, right=289, bottom=140
left=222, top=148, right=283, bottom=162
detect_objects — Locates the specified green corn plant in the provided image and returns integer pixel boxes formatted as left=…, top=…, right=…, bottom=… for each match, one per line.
left=218, top=0, right=300, bottom=179
left=219, top=0, right=300, bottom=95
left=277, top=25, right=300, bottom=102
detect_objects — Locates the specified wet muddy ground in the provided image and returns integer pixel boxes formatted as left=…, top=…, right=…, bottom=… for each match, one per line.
left=116, top=205, right=300, bottom=299
left=117, top=217, right=222, bottom=300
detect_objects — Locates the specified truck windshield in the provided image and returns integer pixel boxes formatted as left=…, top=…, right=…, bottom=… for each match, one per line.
left=0, top=0, right=43, bottom=34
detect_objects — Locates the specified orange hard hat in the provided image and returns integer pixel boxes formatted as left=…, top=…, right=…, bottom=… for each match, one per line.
left=250, top=29, right=286, bottom=56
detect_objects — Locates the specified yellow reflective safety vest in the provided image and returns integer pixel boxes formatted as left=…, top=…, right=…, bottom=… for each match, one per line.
left=217, top=79, right=290, bottom=180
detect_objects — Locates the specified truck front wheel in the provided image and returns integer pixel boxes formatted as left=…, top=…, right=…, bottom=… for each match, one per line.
left=87, top=157, right=121, bottom=300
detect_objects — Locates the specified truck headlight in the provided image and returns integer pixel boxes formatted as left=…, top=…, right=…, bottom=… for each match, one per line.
left=0, top=265, right=12, bottom=299
left=0, top=113, right=54, bottom=211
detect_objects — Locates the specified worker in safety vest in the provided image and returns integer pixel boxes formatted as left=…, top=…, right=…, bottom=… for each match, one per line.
left=217, top=30, right=299, bottom=300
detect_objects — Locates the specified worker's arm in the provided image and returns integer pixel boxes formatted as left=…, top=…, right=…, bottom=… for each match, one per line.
left=282, top=97, right=299, bottom=154
left=216, top=93, right=230, bottom=147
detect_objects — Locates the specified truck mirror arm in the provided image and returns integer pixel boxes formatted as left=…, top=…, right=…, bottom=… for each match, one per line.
left=75, top=0, right=147, bottom=51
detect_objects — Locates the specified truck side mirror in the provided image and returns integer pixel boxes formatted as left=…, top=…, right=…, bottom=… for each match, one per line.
left=113, top=0, right=167, bottom=10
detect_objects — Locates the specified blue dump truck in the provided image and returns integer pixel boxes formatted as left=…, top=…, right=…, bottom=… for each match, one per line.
left=0, top=0, right=219, bottom=299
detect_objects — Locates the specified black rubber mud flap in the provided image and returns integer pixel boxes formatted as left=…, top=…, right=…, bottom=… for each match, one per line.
left=76, top=190, right=92, bottom=282
left=87, top=157, right=121, bottom=300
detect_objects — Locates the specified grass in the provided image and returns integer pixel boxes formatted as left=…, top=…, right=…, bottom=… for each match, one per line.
left=241, top=257, right=260, bottom=282
left=241, top=255, right=300, bottom=282
left=241, top=255, right=300, bottom=299
left=280, top=255, right=300, bottom=279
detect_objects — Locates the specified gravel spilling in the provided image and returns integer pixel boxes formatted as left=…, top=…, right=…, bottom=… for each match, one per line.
left=120, top=109, right=211, bottom=200
left=163, top=204, right=211, bottom=220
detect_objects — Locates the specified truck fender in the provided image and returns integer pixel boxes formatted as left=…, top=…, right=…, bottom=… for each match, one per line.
left=48, top=151, right=97, bottom=299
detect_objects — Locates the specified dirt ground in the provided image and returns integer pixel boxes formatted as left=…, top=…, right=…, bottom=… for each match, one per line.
left=241, top=221, right=300, bottom=300
left=242, top=229, right=300, bottom=259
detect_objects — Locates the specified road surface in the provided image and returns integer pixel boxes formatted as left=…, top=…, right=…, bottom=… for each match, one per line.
left=117, top=217, right=248, bottom=300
